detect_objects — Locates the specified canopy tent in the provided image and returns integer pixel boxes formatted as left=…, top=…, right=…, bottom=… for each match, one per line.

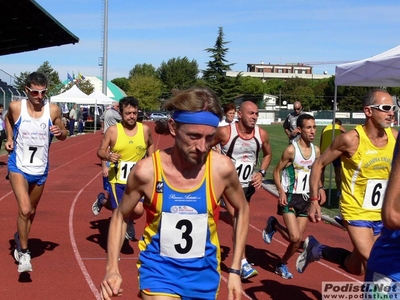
left=89, top=91, right=114, bottom=105
left=328, top=45, right=400, bottom=204
left=50, top=85, right=95, bottom=104
left=335, top=45, right=400, bottom=87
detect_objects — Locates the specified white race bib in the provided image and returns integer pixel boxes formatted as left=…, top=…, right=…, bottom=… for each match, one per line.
left=235, top=161, right=254, bottom=185
left=22, top=145, right=44, bottom=167
left=362, top=179, right=388, bottom=210
left=294, top=171, right=309, bottom=193
left=118, top=161, right=136, bottom=182
left=160, top=212, right=207, bottom=259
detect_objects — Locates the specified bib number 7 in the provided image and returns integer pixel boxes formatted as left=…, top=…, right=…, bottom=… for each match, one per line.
left=22, top=145, right=44, bottom=166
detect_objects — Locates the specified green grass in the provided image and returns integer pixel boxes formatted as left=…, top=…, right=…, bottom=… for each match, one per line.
left=258, top=123, right=355, bottom=217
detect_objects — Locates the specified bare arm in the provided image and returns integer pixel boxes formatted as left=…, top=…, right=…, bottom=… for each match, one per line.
left=50, top=104, right=68, bottom=140
left=273, top=145, right=294, bottom=206
left=5, top=101, right=19, bottom=152
left=210, top=125, right=229, bottom=148
left=309, top=131, right=356, bottom=222
left=382, top=141, right=400, bottom=229
left=215, top=153, right=249, bottom=299
left=97, top=125, right=120, bottom=163
left=143, top=124, right=155, bottom=156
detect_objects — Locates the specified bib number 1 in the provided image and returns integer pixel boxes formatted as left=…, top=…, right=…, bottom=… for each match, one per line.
left=118, top=161, right=136, bottom=182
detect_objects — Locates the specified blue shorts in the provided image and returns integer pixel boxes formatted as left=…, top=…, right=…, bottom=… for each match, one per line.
left=108, top=182, right=126, bottom=210
left=345, top=220, right=383, bottom=236
left=8, top=168, right=47, bottom=185
left=102, top=176, right=110, bottom=191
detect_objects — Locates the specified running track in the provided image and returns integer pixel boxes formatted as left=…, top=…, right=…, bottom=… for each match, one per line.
left=0, top=122, right=363, bottom=299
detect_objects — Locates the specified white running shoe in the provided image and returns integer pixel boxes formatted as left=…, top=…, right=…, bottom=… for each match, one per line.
left=17, top=252, right=32, bottom=273
left=92, top=193, right=105, bottom=216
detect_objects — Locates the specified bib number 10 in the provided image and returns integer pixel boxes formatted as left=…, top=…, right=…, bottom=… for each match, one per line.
left=236, top=162, right=254, bottom=183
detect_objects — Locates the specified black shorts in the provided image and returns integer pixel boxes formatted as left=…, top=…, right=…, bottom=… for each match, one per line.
left=277, top=193, right=310, bottom=217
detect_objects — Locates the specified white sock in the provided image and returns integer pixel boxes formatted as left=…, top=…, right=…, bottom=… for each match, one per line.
left=241, top=258, right=248, bottom=267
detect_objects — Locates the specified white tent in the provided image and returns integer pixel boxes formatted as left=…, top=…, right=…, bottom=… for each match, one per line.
left=50, top=85, right=96, bottom=104
left=89, top=90, right=114, bottom=105
left=335, top=45, right=400, bottom=87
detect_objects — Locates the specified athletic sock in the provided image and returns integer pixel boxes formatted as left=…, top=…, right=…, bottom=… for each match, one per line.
left=321, top=246, right=351, bottom=266
left=21, top=248, right=29, bottom=254
left=241, top=258, right=248, bottom=267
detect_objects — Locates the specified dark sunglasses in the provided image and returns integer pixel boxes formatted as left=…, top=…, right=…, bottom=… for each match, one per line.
left=26, top=86, right=47, bottom=96
left=368, top=104, right=396, bottom=112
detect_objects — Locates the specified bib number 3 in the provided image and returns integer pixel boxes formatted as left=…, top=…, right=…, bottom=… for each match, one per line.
left=160, top=212, right=207, bottom=259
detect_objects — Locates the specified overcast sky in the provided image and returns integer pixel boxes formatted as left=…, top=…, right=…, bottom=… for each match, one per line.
left=1, top=0, right=400, bottom=84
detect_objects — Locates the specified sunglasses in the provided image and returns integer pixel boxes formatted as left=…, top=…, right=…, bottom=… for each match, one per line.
left=26, top=86, right=47, bottom=96
left=368, top=104, right=397, bottom=112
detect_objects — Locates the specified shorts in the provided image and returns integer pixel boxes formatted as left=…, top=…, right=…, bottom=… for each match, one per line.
left=102, top=176, right=110, bottom=191
left=277, top=193, right=310, bottom=217
left=142, top=288, right=214, bottom=300
left=364, top=270, right=399, bottom=296
left=344, top=220, right=383, bottom=236
left=108, top=182, right=126, bottom=210
left=243, top=185, right=256, bottom=202
left=332, top=157, right=341, bottom=168
left=8, top=167, right=47, bottom=185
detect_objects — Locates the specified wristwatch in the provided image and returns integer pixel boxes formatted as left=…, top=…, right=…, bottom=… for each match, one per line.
left=258, top=170, right=266, bottom=177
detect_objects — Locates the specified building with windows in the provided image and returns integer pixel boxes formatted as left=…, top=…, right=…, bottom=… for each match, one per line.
left=225, top=62, right=331, bottom=80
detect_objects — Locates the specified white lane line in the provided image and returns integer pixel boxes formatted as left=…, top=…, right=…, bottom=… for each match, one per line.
left=69, top=171, right=103, bottom=300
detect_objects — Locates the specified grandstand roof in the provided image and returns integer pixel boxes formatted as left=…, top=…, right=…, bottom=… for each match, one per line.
left=0, top=0, right=79, bottom=56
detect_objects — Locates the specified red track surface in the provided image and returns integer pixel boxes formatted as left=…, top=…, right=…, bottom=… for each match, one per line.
left=0, top=122, right=363, bottom=299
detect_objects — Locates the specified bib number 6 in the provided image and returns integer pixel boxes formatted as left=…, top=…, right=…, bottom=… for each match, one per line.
left=363, top=179, right=388, bottom=209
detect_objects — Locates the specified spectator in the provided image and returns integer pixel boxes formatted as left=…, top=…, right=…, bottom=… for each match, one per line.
left=69, top=103, right=77, bottom=136
left=77, top=106, right=85, bottom=135
left=283, top=101, right=303, bottom=144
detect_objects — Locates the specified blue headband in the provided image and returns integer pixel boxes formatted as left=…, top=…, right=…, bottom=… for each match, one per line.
left=173, top=110, right=220, bottom=128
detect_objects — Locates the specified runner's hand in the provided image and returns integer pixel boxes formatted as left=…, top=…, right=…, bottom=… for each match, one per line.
left=100, top=271, right=123, bottom=299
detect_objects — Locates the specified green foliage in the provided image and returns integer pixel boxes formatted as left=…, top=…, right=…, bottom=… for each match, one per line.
left=129, top=63, right=157, bottom=78
left=127, top=75, right=163, bottom=110
left=157, top=56, right=199, bottom=98
left=111, top=77, right=130, bottom=93
left=240, top=76, right=264, bottom=94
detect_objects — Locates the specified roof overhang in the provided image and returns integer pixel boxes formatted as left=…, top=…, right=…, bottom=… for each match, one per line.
left=0, top=0, right=79, bottom=56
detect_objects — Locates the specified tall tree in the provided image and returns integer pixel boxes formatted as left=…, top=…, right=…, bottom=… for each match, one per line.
left=157, top=56, right=199, bottom=98
left=202, top=27, right=235, bottom=104
left=112, top=77, right=130, bottom=93
left=127, top=75, right=163, bottom=110
left=129, top=63, right=157, bottom=78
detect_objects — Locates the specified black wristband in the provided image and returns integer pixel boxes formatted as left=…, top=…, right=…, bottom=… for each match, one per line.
left=228, top=268, right=241, bottom=276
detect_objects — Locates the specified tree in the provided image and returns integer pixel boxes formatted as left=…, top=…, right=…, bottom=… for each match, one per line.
left=202, top=27, right=235, bottom=104
left=157, top=57, right=199, bottom=98
left=127, top=75, right=163, bottom=110
left=129, top=63, right=157, bottom=78
left=112, top=77, right=130, bottom=93
left=14, top=61, right=62, bottom=96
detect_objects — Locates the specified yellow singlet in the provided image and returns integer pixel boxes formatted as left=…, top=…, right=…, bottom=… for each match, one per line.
left=340, top=125, right=395, bottom=221
left=108, top=122, right=147, bottom=184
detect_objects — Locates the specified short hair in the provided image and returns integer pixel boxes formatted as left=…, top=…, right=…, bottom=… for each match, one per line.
left=362, top=88, right=390, bottom=107
left=119, top=96, right=138, bottom=113
left=334, top=118, right=342, bottom=126
left=296, top=113, right=315, bottom=128
left=25, top=72, right=47, bottom=88
left=156, top=86, right=222, bottom=135
left=223, top=103, right=236, bottom=114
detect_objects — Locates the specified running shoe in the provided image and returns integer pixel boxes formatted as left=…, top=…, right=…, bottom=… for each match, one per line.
left=17, top=251, right=32, bottom=273
left=125, top=220, right=135, bottom=241
left=92, top=192, right=105, bottom=216
left=262, top=216, right=277, bottom=244
left=296, top=235, right=322, bottom=273
left=334, top=215, right=344, bottom=227
left=241, top=262, right=258, bottom=280
left=275, top=263, right=293, bottom=279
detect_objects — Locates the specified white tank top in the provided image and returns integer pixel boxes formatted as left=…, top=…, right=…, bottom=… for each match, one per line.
left=220, top=122, right=262, bottom=188
left=14, top=99, right=52, bottom=175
